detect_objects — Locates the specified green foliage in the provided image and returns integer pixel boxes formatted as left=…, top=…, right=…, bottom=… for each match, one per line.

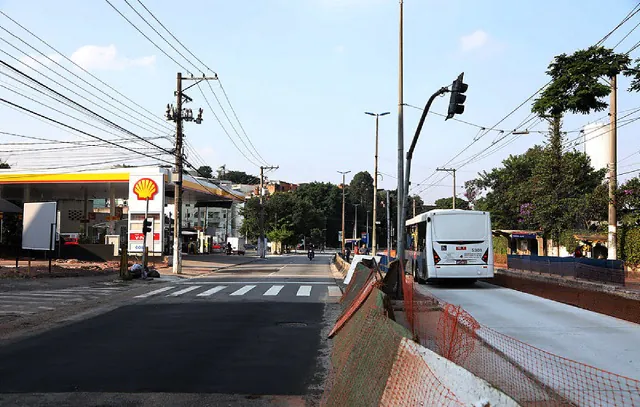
left=493, top=235, right=509, bottom=255
left=349, top=171, right=374, bottom=208
left=558, top=230, right=580, bottom=252
left=532, top=46, right=631, bottom=117
left=619, top=177, right=640, bottom=226
left=623, top=58, right=640, bottom=92
left=0, top=161, right=10, bottom=169
left=434, top=197, right=469, bottom=210
left=266, top=225, right=294, bottom=245
left=464, top=180, right=481, bottom=208
left=197, top=165, right=213, bottom=179
left=623, top=228, right=640, bottom=265
left=221, top=170, right=259, bottom=184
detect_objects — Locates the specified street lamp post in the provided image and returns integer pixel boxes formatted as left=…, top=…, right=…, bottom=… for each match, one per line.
left=365, top=111, right=390, bottom=256
left=353, top=203, right=360, bottom=249
left=337, top=170, right=351, bottom=254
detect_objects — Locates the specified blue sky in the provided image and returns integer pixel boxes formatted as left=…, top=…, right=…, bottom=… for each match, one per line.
left=0, top=0, right=639, bottom=203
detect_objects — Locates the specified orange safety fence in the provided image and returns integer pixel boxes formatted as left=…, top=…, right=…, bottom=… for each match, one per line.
left=402, top=273, right=640, bottom=406
left=322, top=286, right=465, bottom=407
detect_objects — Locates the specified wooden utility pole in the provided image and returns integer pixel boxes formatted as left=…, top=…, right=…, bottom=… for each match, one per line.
left=338, top=170, right=351, bottom=254
left=608, top=75, right=618, bottom=260
left=436, top=168, right=457, bottom=209
left=396, top=0, right=405, bottom=284
left=259, top=165, right=278, bottom=258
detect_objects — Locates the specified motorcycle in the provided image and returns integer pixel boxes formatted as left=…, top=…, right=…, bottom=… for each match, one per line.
left=226, top=245, right=233, bottom=255
left=307, top=250, right=315, bottom=261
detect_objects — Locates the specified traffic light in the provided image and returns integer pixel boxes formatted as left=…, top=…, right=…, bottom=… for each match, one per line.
left=446, top=72, right=468, bottom=120
left=142, top=219, right=151, bottom=234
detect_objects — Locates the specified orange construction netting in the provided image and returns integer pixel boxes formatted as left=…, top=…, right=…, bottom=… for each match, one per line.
left=402, top=271, right=640, bottom=407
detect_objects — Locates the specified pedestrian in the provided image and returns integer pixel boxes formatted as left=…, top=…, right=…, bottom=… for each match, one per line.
left=345, top=246, right=351, bottom=262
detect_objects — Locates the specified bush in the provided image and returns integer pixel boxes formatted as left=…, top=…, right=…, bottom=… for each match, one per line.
left=623, top=227, right=640, bottom=265
left=493, top=236, right=509, bottom=255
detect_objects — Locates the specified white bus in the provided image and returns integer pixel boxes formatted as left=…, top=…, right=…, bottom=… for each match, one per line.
left=405, top=209, right=493, bottom=284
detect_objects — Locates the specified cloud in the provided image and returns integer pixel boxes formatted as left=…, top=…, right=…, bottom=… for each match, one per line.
left=70, top=45, right=155, bottom=71
left=19, top=53, right=62, bottom=69
left=460, top=30, right=489, bottom=52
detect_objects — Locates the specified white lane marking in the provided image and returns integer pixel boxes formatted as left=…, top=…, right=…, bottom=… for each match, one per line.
left=263, top=285, right=284, bottom=296
left=230, top=285, right=256, bottom=296
left=0, top=292, right=87, bottom=298
left=37, top=306, right=55, bottom=310
left=167, top=286, right=201, bottom=297
left=196, top=286, right=227, bottom=297
left=297, top=286, right=312, bottom=297
left=328, top=286, right=342, bottom=297
left=134, top=286, right=175, bottom=298
left=179, top=281, right=334, bottom=285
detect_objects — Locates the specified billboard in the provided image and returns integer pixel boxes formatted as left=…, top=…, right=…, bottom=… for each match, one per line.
left=22, top=202, right=57, bottom=250
left=128, top=174, right=165, bottom=254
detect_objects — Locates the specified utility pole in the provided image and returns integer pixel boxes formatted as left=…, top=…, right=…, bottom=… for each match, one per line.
left=353, top=203, right=360, bottom=241
left=608, top=75, right=618, bottom=260
left=386, top=190, right=391, bottom=255
left=338, top=170, right=351, bottom=254
left=365, top=111, right=390, bottom=256
left=396, top=0, right=405, bottom=284
left=166, top=72, right=216, bottom=273
left=366, top=210, right=370, bottom=248
left=436, top=168, right=457, bottom=209
left=259, top=165, right=279, bottom=258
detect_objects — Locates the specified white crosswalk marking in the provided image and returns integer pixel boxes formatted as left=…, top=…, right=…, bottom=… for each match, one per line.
left=328, top=286, right=342, bottom=297
left=263, top=285, right=284, bottom=296
left=134, top=286, right=175, bottom=298
left=196, top=286, right=227, bottom=297
left=230, top=285, right=256, bottom=296
left=167, top=286, right=201, bottom=297
left=296, top=286, right=312, bottom=297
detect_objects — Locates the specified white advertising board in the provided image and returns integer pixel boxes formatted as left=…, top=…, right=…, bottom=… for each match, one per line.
left=128, top=174, right=165, bottom=254
left=22, top=202, right=57, bottom=250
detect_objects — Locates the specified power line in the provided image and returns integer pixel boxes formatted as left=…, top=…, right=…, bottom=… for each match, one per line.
left=0, top=31, right=170, bottom=138
left=130, top=0, right=269, bottom=166
left=122, top=0, right=201, bottom=74
left=0, top=59, right=175, bottom=156
left=0, top=97, right=175, bottom=166
left=0, top=10, right=174, bottom=134
left=196, top=83, right=260, bottom=167
left=103, top=0, right=192, bottom=73
left=596, top=2, right=640, bottom=46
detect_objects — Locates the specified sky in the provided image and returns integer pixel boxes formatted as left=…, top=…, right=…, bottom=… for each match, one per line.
left=0, top=0, right=639, bottom=204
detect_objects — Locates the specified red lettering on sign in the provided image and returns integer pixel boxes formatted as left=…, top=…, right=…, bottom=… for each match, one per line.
left=456, top=246, right=467, bottom=251
left=130, top=233, right=160, bottom=241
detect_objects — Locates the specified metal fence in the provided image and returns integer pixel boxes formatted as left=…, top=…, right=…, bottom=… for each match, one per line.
left=507, top=255, right=625, bottom=285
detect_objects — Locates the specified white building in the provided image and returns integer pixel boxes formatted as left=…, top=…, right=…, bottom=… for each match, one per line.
left=583, top=123, right=610, bottom=171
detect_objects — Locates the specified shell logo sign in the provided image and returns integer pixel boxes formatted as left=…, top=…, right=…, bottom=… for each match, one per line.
left=133, top=177, right=159, bottom=201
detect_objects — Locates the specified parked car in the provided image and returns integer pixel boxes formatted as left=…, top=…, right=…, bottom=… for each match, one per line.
left=244, top=243, right=256, bottom=250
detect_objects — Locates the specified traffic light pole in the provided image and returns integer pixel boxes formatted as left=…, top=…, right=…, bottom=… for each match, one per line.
left=142, top=197, right=149, bottom=278
left=402, top=87, right=449, bottom=234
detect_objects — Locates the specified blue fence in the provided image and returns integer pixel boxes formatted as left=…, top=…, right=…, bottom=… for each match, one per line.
left=507, top=255, right=625, bottom=285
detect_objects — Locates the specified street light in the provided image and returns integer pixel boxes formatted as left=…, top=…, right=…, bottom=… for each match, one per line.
left=337, top=170, right=351, bottom=254
left=365, top=111, right=390, bottom=256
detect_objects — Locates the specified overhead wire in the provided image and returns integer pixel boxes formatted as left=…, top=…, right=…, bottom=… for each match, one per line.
left=0, top=10, right=174, bottom=134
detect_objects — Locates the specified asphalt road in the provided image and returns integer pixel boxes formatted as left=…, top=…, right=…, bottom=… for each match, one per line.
left=418, top=281, right=640, bottom=380
left=0, top=253, right=341, bottom=406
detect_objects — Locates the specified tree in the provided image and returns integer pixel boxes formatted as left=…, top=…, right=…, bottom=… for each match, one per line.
left=619, top=177, right=640, bottom=226
left=349, top=171, right=374, bottom=208
left=464, top=180, right=481, bottom=209
left=267, top=225, right=294, bottom=254
left=0, top=161, right=10, bottom=169
left=434, top=197, right=469, bottom=210
left=530, top=46, right=628, bottom=243
left=197, top=165, right=213, bottom=179
left=221, top=170, right=260, bottom=184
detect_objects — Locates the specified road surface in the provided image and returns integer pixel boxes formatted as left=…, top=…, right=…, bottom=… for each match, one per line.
left=418, top=281, right=640, bottom=380
left=0, top=253, right=340, bottom=406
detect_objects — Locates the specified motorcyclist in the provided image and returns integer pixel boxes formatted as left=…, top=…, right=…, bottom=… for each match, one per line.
left=308, top=244, right=315, bottom=260
left=226, top=242, right=233, bottom=255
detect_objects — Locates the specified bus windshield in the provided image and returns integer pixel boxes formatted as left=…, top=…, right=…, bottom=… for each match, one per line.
left=432, top=213, right=488, bottom=242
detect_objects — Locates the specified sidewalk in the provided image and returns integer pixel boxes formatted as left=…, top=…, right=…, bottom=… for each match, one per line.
left=156, top=253, right=260, bottom=277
